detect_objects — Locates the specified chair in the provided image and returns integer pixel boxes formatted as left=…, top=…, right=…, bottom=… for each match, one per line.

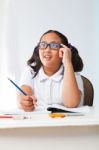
left=81, top=75, right=94, bottom=106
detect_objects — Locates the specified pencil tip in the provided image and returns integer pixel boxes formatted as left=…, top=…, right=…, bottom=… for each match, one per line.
left=7, top=77, right=10, bottom=81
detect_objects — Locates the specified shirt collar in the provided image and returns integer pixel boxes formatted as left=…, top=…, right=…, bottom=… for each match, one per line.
left=38, top=65, right=64, bottom=82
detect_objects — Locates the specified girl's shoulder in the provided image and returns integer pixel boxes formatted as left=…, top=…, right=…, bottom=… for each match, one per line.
left=74, top=72, right=83, bottom=87
left=23, top=66, right=35, bottom=75
left=19, top=66, right=35, bottom=86
left=75, top=72, right=82, bottom=78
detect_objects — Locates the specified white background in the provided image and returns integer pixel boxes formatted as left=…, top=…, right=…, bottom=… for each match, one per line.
left=0, top=0, right=98, bottom=109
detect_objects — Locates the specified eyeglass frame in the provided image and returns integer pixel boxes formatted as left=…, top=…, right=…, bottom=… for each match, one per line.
left=38, top=41, right=63, bottom=50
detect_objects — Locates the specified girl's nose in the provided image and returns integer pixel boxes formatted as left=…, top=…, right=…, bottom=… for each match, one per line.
left=45, top=45, right=51, bottom=51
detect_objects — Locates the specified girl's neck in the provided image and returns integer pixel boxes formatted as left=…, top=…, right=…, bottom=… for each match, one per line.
left=43, top=65, right=61, bottom=76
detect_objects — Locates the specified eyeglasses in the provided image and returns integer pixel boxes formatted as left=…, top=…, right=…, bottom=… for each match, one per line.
left=38, top=42, right=62, bottom=50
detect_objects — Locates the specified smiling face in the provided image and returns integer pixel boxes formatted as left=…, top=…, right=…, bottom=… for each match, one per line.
left=39, top=32, right=62, bottom=70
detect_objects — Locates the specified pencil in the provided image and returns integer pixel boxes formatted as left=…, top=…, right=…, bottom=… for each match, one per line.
left=0, top=115, right=29, bottom=119
left=0, top=115, right=13, bottom=118
left=8, top=77, right=27, bottom=96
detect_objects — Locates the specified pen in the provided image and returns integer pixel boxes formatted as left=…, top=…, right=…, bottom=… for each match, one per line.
left=8, top=77, right=27, bottom=95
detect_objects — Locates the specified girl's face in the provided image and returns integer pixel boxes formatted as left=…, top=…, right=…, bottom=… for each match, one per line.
left=39, top=33, right=62, bottom=69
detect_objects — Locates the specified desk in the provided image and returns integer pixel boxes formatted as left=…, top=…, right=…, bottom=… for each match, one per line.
left=0, top=107, right=99, bottom=150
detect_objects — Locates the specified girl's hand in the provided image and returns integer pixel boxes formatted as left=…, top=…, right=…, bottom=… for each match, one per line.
left=18, top=94, right=37, bottom=112
left=59, top=44, right=72, bottom=66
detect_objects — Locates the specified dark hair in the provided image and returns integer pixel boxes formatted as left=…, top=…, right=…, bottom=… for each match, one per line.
left=27, top=30, right=83, bottom=77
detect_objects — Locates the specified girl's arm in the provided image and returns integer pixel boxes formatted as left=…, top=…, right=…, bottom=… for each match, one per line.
left=59, top=45, right=81, bottom=108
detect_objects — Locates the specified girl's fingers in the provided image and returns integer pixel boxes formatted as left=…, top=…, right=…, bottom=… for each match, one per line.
left=59, top=48, right=63, bottom=58
left=59, top=43, right=72, bottom=63
left=60, top=43, right=67, bottom=48
left=20, top=96, right=33, bottom=106
left=20, top=99, right=33, bottom=107
left=30, top=96, right=37, bottom=105
left=21, top=104, right=35, bottom=112
left=19, top=95, right=37, bottom=111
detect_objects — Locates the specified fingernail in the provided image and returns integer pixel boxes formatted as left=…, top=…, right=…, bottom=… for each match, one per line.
left=60, top=44, right=65, bottom=47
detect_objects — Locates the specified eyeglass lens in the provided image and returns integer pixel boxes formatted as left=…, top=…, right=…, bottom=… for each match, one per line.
left=38, top=42, right=61, bottom=50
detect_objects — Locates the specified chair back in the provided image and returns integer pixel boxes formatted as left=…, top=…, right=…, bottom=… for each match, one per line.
left=81, top=76, right=94, bottom=106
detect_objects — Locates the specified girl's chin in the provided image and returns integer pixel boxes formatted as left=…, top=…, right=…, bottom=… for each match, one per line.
left=43, top=60, right=51, bottom=63
left=43, top=62, right=53, bottom=67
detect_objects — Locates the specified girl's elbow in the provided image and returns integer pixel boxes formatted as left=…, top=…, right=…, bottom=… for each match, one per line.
left=63, top=91, right=82, bottom=108
left=63, top=101, right=79, bottom=108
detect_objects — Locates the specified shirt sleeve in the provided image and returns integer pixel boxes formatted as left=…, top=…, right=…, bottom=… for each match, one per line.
left=75, top=73, right=84, bottom=106
left=19, top=66, right=34, bottom=88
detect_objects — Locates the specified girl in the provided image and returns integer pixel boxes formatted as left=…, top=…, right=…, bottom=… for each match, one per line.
left=18, top=30, right=84, bottom=112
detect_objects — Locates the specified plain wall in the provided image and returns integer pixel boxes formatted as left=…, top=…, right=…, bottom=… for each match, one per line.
left=0, top=0, right=98, bottom=108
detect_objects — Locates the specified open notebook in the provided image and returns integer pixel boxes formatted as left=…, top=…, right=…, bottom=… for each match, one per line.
left=46, top=104, right=91, bottom=114
left=0, top=104, right=91, bottom=116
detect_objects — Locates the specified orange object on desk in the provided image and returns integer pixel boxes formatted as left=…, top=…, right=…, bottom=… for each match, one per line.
left=49, top=113, right=66, bottom=118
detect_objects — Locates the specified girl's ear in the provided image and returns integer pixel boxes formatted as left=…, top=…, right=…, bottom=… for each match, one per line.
left=34, top=46, right=39, bottom=56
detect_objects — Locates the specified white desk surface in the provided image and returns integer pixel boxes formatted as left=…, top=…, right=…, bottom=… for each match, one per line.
left=0, top=106, right=99, bottom=129
left=0, top=107, right=99, bottom=150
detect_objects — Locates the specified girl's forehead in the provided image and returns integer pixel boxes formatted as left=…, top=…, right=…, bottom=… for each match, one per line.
left=40, top=33, right=62, bottom=42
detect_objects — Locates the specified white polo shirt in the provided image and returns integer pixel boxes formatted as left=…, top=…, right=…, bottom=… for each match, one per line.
left=19, top=65, right=84, bottom=107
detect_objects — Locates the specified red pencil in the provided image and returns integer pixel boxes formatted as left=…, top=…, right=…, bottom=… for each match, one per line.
left=0, top=115, right=13, bottom=118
